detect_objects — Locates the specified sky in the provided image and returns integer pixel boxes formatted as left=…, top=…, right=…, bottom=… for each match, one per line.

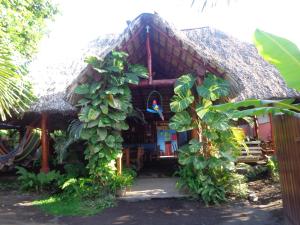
left=30, top=0, right=300, bottom=72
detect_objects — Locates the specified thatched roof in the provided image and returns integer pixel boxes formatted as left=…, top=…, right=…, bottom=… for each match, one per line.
left=28, top=13, right=299, bottom=114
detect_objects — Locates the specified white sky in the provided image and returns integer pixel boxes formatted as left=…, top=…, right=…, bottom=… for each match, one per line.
left=31, top=0, right=300, bottom=67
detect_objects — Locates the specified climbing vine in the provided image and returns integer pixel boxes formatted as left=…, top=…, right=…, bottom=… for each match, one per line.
left=169, top=74, right=248, bottom=204
left=170, top=73, right=300, bottom=204
left=74, top=51, right=147, bottom=185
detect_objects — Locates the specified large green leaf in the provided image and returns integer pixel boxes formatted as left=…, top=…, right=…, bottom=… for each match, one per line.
left=89, top=82, right=101, bottom=94
left=87, top=108, right=100, bottom=121
left=74, top=84, right=90, bottom=95
left=174, top=74, right=196, bottom=95
left=170, top=91, right=194, bottom=112
left=107, top=94, right=122, bottom=110
left=97, top=128, right=107, bottom=141
left=230, top=107, right=300, bottom=119
left=254, top=29, right=300, bottom=91
left=128, top=64, right=148, bottom=78
left=213, top=98, right=300, bottom=113
left=124, top=73, right=139, bottom=85
left=105, top=135, right=116, bottom=148
left=202, top=111, right=230, bottom=131
left=196, top=74, right=229, bottom=101
left=169, top=111, right=194, bottom=132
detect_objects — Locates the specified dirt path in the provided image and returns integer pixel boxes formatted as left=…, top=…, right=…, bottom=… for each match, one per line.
left=0, top=190, right=283, bottom=225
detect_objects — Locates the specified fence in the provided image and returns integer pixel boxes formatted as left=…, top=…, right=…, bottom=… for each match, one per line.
left=273, top=115, right=300, bottom=225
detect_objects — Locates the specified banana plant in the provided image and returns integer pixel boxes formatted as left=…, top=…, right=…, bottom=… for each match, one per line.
left=254, top=29, right=300, bottom=91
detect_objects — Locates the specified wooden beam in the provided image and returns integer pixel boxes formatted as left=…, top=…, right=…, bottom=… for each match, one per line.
left=146, top=25, right=153, bottom=84
left=40, top=112, right=49, bottom=173
left=116, top=156, right=122, bottom=175
left=130, top=79, right=176, bottom=89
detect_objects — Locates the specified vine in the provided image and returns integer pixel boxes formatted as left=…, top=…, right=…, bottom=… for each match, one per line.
left=170, top=73, right=300, bottom=204
left=170, top=74, right=248, bottom=204
left=74, top=51, right=147, bottom=185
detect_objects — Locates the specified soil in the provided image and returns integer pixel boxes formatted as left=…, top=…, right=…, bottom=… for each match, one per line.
left=0, top=175, right=284, bottom=225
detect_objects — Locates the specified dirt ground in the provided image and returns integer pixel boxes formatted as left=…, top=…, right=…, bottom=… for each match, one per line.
left=0, top=177, right=284, bottom=225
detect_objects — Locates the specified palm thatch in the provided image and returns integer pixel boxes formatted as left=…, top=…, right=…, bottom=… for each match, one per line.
left=28, top=13, right=299, bottom=115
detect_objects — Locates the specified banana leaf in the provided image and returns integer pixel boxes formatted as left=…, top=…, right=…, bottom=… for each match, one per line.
left=254, top=29, right=300, bottom=91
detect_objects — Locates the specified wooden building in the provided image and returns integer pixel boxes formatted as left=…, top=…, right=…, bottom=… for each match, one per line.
left=1, top=13, right=298, bottom=172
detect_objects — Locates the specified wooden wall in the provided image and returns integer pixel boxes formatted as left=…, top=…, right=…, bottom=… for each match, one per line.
left=273, top=115, right=300, bottom=225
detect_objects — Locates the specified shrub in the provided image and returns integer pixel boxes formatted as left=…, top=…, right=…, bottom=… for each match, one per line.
left=16, top=166, right=64, bottom=192
left=266, top=156, right=280, bottom=182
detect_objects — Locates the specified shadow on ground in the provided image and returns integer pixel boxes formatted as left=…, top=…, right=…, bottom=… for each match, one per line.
left=0, top=190, right=283, bottom=225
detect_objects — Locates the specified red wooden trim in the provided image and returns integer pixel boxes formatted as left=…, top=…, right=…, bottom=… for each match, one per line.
left=130, top=79, right=176, bottom=88
left=40, top=112, right=49, bottom=173
left=146, top=26, right=153, bottom=84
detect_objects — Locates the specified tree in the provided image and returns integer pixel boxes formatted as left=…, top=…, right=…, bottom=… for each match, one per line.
left=0, top=0, right=58, bottom=120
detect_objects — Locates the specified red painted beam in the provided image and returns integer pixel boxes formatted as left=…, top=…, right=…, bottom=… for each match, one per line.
left=130, top=79, right=176, bottom=89
left=146, top=25, right=153, bottom=84
left=40, top=112, right=50, bottom=173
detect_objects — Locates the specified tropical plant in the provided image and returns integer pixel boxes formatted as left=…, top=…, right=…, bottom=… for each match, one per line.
left=16, top=166, right=63, bottom=192
left=0, top=0, right=58, bottom=120
left=254, top=29, right=300, bottom=91
left=266, top=155, right=280, bottom=182
left=74, top=51, right=147, bottom=185
left=170, top=73, right=248, bottom=204
left=52, top=119, right=84, bottom=164
left=170, top=73, right=299, bottom=204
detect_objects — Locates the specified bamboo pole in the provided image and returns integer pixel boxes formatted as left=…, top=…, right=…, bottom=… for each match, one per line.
left=40, top=112, right=49, bottom=173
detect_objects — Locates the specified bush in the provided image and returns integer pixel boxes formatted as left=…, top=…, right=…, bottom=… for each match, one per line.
left=16, top=166, right=64, bottom=192
left=177, top=165, right=248, bottom=205
left=266, top=156, right=280, bottom=182
left=109, top=168, right=136, bottom=193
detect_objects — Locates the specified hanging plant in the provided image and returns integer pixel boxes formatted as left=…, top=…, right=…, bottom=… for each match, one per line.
left=74, top=51, right=147, bottom=185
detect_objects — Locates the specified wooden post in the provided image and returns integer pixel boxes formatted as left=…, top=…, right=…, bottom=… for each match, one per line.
left=40, top=112, right=49, bottom=173
left=116, top=156, right=122, bottom=175
left=254, top=116, right=259, bottom=139
left=124, top=148, right=130, bottom=167
left=146, top=25, right=153, bottom=84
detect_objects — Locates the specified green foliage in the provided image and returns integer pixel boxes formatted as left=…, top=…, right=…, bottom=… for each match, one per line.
left=76, top=51, right=147, bottom=185
left=254, top=29, right=300, bottom=91
left=109, top=168, right=137, bottom=192
left=266, top=156, right=280, bottom=182
left=171, top=73, right=248, bottom=204
left=171, top=72, right=299, bottom=204
left=16, top=166, right=63, bottom=192
left=0, top=0, right=57, bottom=120
left=196, top=73, right=229, bottom=101
left=0, top=0, right=58, bottom=60
left=52, top=119, right=84, bottom=164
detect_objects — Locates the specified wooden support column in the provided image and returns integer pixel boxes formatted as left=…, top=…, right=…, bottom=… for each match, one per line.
left=40, top=112, right=49, bottom=173
left=116, top=156, right=122, bottom=175
left=124, top=148, right=130, bottom=168
left=253, top=116, right=259, bottom=139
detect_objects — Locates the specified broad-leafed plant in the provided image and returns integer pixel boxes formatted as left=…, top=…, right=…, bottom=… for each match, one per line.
left=74, top=51, right=147, bottom=185
left=170, top=73, right=300, bottom=204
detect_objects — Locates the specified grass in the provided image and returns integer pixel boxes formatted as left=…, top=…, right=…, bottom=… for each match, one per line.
left=31, top=194, right=116, bottom=216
